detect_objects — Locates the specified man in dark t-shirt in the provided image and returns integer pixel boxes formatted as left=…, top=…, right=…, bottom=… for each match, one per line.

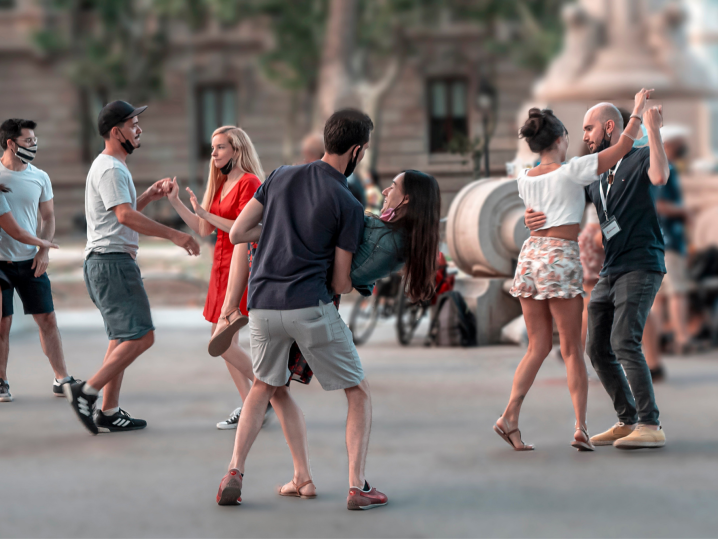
left=215, top=109, right=388, bottom=511
left=527, top=102, right=670, bottom=449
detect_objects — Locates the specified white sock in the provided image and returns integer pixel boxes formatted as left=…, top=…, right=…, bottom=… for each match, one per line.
left=82, top=383, right=99, bottom=396
left=55, top=376, right=72, bottom=384
left=103, top=406, right=120, bottom=416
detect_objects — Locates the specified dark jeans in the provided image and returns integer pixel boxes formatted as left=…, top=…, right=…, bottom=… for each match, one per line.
left=587, top=270, right=663, bottom=426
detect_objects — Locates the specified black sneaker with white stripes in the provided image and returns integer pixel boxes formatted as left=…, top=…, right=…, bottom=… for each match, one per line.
left=63, top=381, right=98, bottom=435
left=53, top=376, right=81, bottom=397
left=216, top=406, right=241, bottom=430
left=94, top=408, right=147, bottom=433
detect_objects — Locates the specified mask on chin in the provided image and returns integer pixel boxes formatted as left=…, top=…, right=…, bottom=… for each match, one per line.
left=344, top=146, right=360, bottom=178
left=594, top=126, right=612, bottom=154
left=14, top=143, right=37, bottom=164
left=119, top=132, right=136, bottom=155
left=220, top=159, right=234, bottom=175
left=380, top=198, right=406, bottom=222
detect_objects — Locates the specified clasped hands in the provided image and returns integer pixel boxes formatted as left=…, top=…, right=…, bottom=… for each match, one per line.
left=145, top=176, right=207, bottom=218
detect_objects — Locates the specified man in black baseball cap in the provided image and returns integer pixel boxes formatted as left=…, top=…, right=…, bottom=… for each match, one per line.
left=63, top=99, right=201, bottom=435
left=97, top=101, right=147, bottom=155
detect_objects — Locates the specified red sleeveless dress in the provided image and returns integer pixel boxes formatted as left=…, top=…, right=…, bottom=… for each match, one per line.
left=203, top=173, right=262, bottom=323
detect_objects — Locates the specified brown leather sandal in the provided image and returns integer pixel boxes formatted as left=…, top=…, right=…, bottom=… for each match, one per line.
left=208, top=308, right=249, bottom=357
left=493, top=418, right=535, bottom=451
left=571, top=424, right=595, bottom=452
left=278, top=479, right=317, bottom=499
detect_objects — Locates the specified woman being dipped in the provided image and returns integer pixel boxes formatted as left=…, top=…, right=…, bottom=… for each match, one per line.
left=163, top=125, right=272, bottom=425
left=494, top=88, right=651, bottom=451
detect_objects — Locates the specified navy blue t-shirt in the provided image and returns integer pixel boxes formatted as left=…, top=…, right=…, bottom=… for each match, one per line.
left=585, top=146, right=666, bottom=276
left=650, top=163, right=686, bottom=255
left=248, top=160, right=365, bottom=310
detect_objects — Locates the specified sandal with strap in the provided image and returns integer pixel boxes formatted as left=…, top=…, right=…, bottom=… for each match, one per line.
left=278, top=479, right=317, bottom=499
left=493, top=418, right=534, bottom=451
left=208, top=308, right=249, bottom=357
left=571, top=424, right=595, bottom=452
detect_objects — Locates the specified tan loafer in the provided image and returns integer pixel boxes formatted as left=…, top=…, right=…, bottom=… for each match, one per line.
left=590, top=422, right=634, bottom=446
left=613, top=425, right=666, bottom=450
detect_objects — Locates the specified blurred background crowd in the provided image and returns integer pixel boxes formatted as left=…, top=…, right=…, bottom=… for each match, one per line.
left=1, top=0, right=718, bottom=365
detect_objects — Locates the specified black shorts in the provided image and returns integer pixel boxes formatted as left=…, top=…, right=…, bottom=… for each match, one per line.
left=0, top=260, right=55, bottom=317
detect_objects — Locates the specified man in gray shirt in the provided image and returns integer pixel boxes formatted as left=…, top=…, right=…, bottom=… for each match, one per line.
left=64, top=101, right=200, bottom=435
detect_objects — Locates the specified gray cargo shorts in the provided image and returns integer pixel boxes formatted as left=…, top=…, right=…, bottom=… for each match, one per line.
left=249, top=301, right=364, bottom=390
left=83, top=252, right=155, bottom=343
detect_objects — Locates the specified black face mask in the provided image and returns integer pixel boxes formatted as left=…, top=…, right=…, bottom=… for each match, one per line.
left=119, top=131, right=135, bottom=155
left=344, top=146, right=360, bottom=178
left=594, top=125, right=612, bottom=154
left=220, top=159, right=234, bottom=175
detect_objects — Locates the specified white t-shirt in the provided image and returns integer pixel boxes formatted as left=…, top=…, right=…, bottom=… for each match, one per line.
left=517, top=153, right=599, bottom=230
left=0, top=162, right=54, bottom=261
left=84, top=154, right=139, bottom=259
left=0, top=192, right=10, bottom=217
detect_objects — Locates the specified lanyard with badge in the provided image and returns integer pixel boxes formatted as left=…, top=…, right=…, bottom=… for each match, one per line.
left=599, top=158, right=622, bottom=240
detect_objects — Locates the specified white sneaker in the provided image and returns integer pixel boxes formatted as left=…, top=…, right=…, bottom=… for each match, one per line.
left=217, top=407, right=241, bottom=430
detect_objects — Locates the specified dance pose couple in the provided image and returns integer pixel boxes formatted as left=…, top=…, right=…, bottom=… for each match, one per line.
left=212, top=109, right=440, bottom=509
left=497, top=88, right=669, bottom=451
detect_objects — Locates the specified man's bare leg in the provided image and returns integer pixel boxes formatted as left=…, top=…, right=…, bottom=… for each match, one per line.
left=0, top=315, right=12, bottom=380
left=87, top=331, right=154, bottom=391
left=273, top=386, right=316, bottom=496
left=228, top=380, right=277, bottom=472
left=345, top=379, right=372, bottom=488
left=33, top=312, right=69, bottom=379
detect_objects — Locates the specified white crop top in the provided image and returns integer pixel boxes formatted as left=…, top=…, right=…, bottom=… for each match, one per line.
left=517, top=153, right=599, bottom=230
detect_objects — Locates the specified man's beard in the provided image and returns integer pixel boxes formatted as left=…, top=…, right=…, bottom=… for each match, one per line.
left=593, top=133, right=611, bottom=154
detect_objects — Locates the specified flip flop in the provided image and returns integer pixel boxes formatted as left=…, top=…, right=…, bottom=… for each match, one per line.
left=208, top=308, right=248, bottom=357
left=278, top=479, right=317, bottom=499
left=571, top=424, right=595, bottom=452
left=493, top=418, right=534, bottom=451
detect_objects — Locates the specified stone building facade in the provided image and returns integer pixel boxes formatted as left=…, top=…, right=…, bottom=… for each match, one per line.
left=0, top=0, right=535, bottom=234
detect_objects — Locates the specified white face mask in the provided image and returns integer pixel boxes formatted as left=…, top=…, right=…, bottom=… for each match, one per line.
left=14, top=142, right=37, bottom=164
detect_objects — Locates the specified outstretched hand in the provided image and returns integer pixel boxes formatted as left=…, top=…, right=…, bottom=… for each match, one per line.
left=186, top=187, right=205, bottom=217
left=164, top=176, right=179, bottom=201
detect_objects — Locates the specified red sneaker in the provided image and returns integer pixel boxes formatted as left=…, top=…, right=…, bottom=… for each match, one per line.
left=216, top=469, right=243, bottom=505
left=347, top=483, right=388, bottom=510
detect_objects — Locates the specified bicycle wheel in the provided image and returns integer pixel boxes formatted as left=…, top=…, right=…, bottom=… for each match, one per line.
left=396, top=292, right=428, bottom=346
left=349, top=293, right=380, bottom=346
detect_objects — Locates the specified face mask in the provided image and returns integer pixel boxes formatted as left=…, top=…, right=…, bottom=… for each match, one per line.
left=344, top=146, right=360, bottom=178
left=220, top=159, right=234, bottom=175
left=14, top=143, right=37, bottom=164
left=119, top=131, right=135, bottom=155
left=594, top=125, right=612, bottom=154
left=380, top=197, right=406, bottom=222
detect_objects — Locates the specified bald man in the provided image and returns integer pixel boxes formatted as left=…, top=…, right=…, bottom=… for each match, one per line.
left=526, top=101, right=670, bottom=450
left=300, top=133, right=325, bottom=164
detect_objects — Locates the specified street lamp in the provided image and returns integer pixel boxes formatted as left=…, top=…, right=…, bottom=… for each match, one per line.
left=477, top=74, right=497, bottom=178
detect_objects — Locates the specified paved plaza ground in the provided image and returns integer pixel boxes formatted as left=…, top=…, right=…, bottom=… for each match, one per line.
left=2, top=305, right=718, bottom=538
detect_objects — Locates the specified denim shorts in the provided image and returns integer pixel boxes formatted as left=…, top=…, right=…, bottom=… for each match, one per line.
left=83, top=252, right=154, bottom=343
left=0, top=259, right=55, bottom=317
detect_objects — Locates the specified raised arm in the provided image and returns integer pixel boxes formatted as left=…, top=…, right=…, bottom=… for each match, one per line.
left=229, top=198, right=263, bottom=244
left=186, top=187, right=235, bottom=234
left=645, top=106, right=669, bottom=186
left=137, top=178, right=169, bottom=212
left=596, top=88, right=650, bottom=174
left=332, top=246, right=353, bottom=295
left=164, top=177, right=204, bottom=236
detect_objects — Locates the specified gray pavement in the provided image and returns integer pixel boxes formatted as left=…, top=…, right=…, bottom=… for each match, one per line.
left=2, top=308, right=718, bottom=538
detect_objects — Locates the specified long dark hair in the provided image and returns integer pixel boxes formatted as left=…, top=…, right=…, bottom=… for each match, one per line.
left=392, top=170, right=441, bottom=302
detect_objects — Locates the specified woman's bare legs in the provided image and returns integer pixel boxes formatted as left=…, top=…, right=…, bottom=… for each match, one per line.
left=220, top=243, right=249, bottom=320
left=549, top=296, right=590, bottom=442
left=499, top=297, right=553, bottom=448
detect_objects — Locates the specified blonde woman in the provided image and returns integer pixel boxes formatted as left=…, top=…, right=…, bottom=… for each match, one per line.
left=164, top=126, right=269, bottom=427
